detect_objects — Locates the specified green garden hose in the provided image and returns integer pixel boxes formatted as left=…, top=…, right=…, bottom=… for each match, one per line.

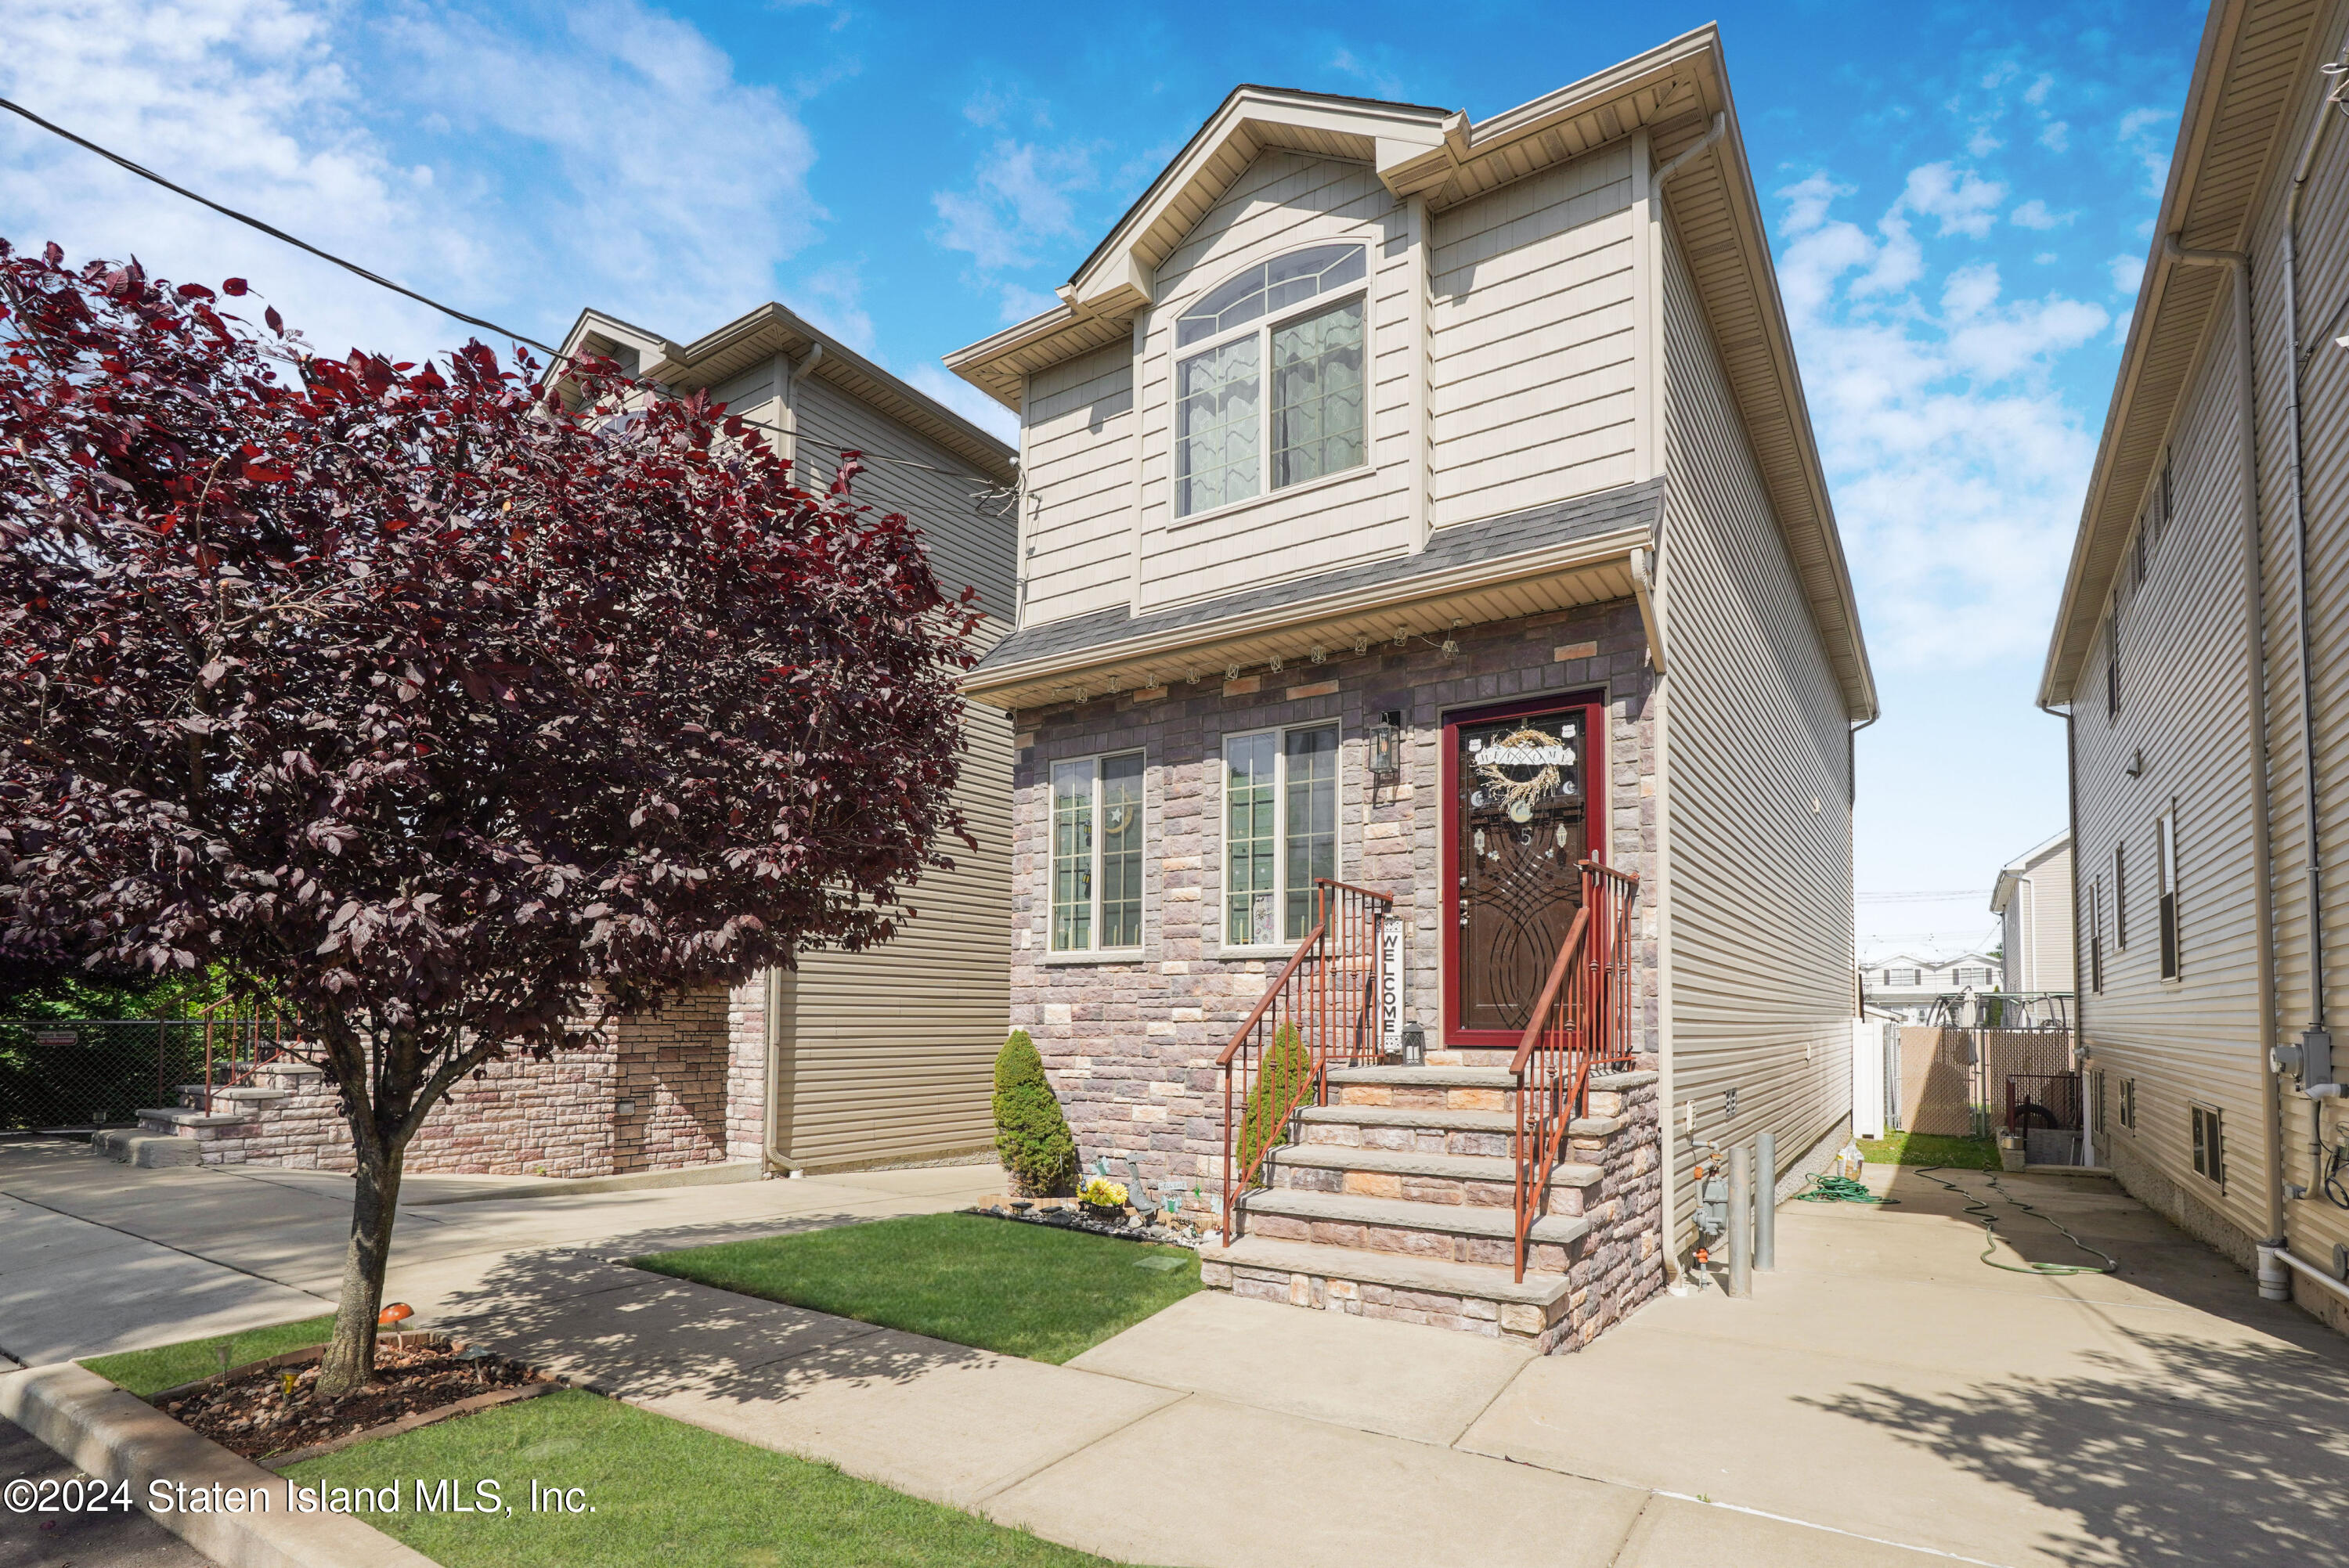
left=1914, top=1166, right=2119, bottom=1276
left=1795, top=1173, right=1897, bottom=1204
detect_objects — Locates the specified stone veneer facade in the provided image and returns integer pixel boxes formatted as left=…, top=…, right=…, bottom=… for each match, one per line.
left=1009, top=600, right=1659, bottom=1209
left=153, top=981, right=767, bottom=1177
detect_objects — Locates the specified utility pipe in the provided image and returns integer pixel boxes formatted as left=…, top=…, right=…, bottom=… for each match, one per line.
left=2163, top=232, right=2285, bottom=1249
left=1727, top=1143, right=1753, bottom=1299
left=2259, top=1238, right=2349, bottom=1310
left=1755, top=1130, right=1777, bottom=1272
left=2278, top=48, right=2349, bottom=1062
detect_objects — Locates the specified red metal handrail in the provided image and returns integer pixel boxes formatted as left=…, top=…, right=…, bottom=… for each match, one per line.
left=1217, top=878, right=1394, bottom=1240
left=1509, top=862, right=1640, bottom=1281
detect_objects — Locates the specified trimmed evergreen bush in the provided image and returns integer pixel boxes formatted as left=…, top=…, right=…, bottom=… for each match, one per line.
left=1236, top=1021, right=1315, bottom=1184
left=993, top=1029, right=1077, bottom=1196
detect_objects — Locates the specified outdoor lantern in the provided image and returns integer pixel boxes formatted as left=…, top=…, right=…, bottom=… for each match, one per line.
left=1400, top=1019, right=1426, bottom=1066
left=1369, top=710, right=1403, bottom=779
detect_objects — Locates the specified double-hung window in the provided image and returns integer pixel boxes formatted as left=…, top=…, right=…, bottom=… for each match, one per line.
left=2157, top=810, right=2181, bottom=979
left=1174, top=245, right=1368, bottom=520
left=1050, top=752, right=1145, bottom=953
left=1222, top=724, right=1340, bottom=947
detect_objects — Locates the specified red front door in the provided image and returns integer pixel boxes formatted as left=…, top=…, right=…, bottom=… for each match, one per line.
left=1441, top=693, right=1606, bottom=1047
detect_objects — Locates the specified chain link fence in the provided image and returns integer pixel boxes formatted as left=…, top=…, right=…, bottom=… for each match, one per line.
left=0, top=1018, right=276, bottom=1131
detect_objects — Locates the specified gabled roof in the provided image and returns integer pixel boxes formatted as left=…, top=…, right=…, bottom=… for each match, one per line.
left=559, top=303, right=1017, bottom=487
left=942, top=26, right=1876, bottom=723
left=2040, top=0, right=2335, bottom=705
left=1990, top=830, right=2072, bottom=915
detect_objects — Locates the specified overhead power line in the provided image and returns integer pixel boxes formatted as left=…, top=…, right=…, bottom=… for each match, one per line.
left=0, top=94, right=1016, bottom=510
left=0, top=95, right=562, bottom=357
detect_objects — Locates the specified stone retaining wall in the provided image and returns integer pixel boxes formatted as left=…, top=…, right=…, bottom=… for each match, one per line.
left=144, top=982, right=764, bottom=1177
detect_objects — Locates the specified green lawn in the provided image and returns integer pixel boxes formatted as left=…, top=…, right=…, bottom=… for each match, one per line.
left=632, top=1213, right=1200, bottom=1364
left=80, top=1314, right=337, bottom=1397
left=282, top=1387, right=1135, bottom=1568
left=1858, top=1131, right=2000, bottom=1170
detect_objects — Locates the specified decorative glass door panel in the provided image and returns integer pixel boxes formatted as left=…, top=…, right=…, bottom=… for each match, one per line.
left=1444, top=699, right=1600, bottom=1044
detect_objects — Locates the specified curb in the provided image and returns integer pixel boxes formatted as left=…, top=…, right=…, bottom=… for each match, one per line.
left=0, top=1361, right=438, bottom=1568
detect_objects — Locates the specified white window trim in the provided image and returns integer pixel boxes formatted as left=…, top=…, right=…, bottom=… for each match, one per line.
left=1215, top=721, right=1344, bottom=957
left=1042, top=749, right=1146, bottom=961
left=1169, top=268, right=1373, bottom=531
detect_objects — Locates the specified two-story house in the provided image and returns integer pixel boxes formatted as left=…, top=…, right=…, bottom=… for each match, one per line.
left=2039, top=0, right=2349, bottom=1334
left=946, top=27, right=1875, bottom=1352
left=1860, top=951, right=2007, bottom=1022
left=1990, top=831, right=2075, bottom=996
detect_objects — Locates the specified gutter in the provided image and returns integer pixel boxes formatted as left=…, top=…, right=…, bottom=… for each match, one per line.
left=967, top=521, right=1654, bottom=705
left=2163, top=232, right=2286, bottom=1249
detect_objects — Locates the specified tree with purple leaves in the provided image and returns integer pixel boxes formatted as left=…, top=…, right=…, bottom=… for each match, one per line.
left=0, top=241, right=980, bottom=1394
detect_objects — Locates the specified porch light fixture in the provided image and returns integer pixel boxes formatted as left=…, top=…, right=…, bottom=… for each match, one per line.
left=1399, top=1019, right=1426, bottom=1066
left=1368, top=711, right=1404, bottom=780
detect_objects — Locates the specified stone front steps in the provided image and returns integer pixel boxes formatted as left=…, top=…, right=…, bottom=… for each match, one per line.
left=93, top=1061, right=348, bottom=1170
left=1202, top=1064, right=1663, bottom=1355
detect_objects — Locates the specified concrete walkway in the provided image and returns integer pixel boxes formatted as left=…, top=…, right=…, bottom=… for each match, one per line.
left=9, top=1141, right=2349, bottom=1566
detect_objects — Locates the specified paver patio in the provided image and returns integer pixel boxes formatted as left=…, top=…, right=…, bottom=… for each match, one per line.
left=7, top=1139, right=2348, bottom=1566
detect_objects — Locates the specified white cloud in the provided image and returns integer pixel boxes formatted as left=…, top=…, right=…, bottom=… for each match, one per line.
left=1967, top=127, right=2004, bottom=158
left=1900, top=162, right=2008, bottom=239
left=1773, top=169, right=2112, bottom=670
left=2009, top=198, right=2074, bottom=230
left=2116, top=106, right=2176, bottom=195
left=2022, top=74, right=2055, bottom=107
left=2038, top=120, right=2071, bottom=153
left=0, top=0, right=820, bottom=360
left=931, top=139, right=1095, bottom=272
left=1328, top=47, right=1409, bottom=102
left=995, top=281, right=1059, bottom=324
left=2107, top=252, right=2146, bottom=295
left=790, top=261, right=875, bottom=354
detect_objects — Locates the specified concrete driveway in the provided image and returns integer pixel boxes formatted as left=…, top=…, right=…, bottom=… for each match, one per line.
left=1063, top=1162, right=2349, bottom=1566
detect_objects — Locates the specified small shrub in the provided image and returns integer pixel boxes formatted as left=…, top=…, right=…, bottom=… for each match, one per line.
left=993, top=1029, right=1077, bottom=1196
left=1236, top=1021, right=1315, bottom=1183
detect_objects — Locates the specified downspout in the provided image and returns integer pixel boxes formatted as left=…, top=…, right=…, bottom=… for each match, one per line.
left=2264, top=50, right=2349, bottom=1311
left=2164, top=233, right=2286, bottom=1252
left=2276, top=50, right=2349, bottom=1092
left=763, top=958, right=799, bottom=1175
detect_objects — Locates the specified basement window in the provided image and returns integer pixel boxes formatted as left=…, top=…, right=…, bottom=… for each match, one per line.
left=2191, top=1103, right=2224, bottom=1184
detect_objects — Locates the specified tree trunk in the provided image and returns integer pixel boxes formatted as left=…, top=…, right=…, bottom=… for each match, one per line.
left=315, top=1140, right=405, bottom=1397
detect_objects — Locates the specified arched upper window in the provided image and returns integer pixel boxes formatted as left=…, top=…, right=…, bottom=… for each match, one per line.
left=1176, top=244, right=1366, bottom=348
left=1173, top=245, right=1369, bottom=520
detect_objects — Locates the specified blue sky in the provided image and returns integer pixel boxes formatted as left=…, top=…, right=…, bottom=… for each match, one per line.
left=0, top=0, right=2206, bottom=959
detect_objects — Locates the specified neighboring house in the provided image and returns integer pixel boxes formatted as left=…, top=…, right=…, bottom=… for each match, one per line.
left=2037, top=0, right=2349, bottom=1332
left=120, top=301, right=1021, bottom=1180
left=945, top=27, right=1875, bottom=1350
left=1991, top=831, right=2076, bottom=994
left=1860, top=951, right=2005, bottom=1022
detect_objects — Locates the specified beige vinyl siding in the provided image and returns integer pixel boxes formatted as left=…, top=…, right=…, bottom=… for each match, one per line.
left=2013, top=842, right=2076, bottom=993
left=766, top=373, right=1017, bottom=1169
left=1131, top=150, right=1414, bottom=611
left=1428, top=143, right=1636, bottom=527
left=792, top=375, right=1016, bottom=616
left=1019, top=344, right=1136, bottom=627
left=782, top=705, right=1012, bottom=1169
left=2243, top=9, right=2349, bottom=1272
left=1658, top=227, right=1853, bottom=1240
left=2073, top=265, right=2270, bottom=1250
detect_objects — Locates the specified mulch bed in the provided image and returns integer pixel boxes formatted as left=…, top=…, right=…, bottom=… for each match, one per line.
left=967, top=1196, right=1206, bottom=1247
left=153, top=1334, right=554, bottom=1463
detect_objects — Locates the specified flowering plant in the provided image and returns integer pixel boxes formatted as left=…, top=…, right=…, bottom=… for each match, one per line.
left=1080, top=1177, right=1128, bottom=1209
